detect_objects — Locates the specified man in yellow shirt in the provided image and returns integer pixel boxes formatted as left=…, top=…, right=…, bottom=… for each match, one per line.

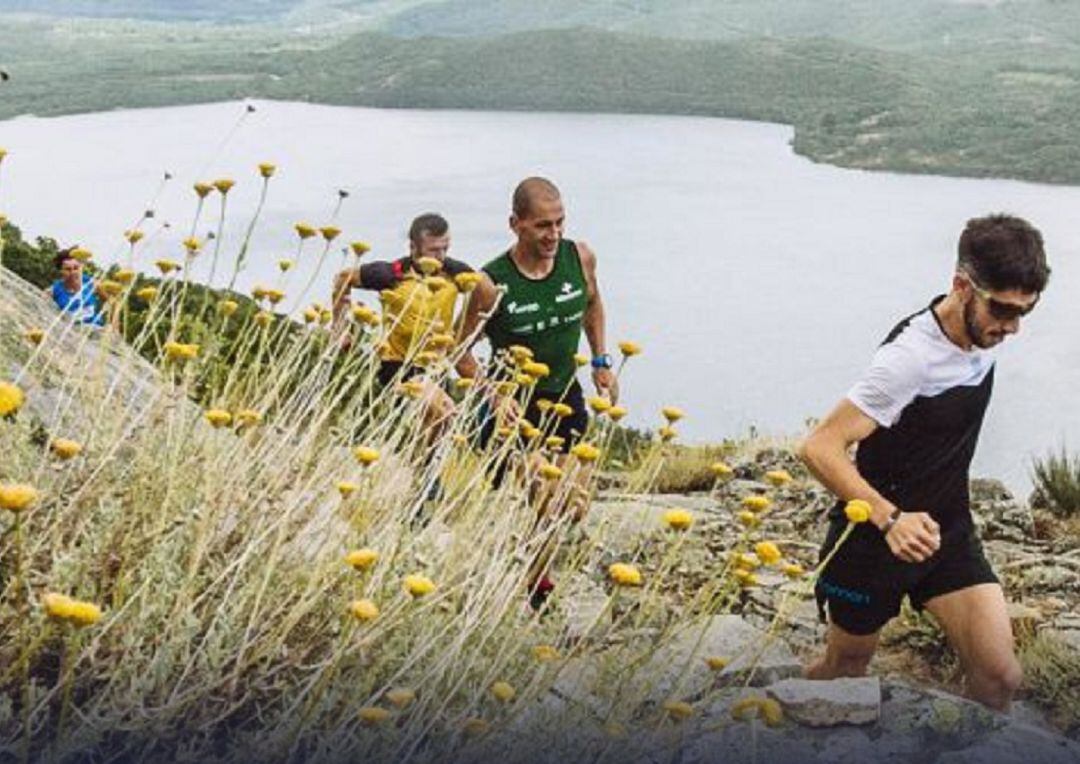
left=332, top=213, right=474, bottom=432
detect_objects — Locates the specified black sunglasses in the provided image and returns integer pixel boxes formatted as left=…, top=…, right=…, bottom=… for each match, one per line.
left=964, top=273, right=1039, bottom=321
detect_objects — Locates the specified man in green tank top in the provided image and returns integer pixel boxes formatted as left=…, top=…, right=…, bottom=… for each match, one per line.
left=456, top=176, right=617, bottom=609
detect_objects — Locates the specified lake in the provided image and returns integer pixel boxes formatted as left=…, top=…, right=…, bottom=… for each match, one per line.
left=2, top=100, right=1078, bottom=494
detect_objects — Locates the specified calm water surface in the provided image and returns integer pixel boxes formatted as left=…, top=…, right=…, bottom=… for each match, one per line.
left=3, top=101, right=1078, bottom=493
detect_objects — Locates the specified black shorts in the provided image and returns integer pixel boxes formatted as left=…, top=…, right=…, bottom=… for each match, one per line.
left=478, top=379, right=589, bottom=455
left=376, top=361, right=422, bottom=389
left=814, top=517, right=999, bottom=636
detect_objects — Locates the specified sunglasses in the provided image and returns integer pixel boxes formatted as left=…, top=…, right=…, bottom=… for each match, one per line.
left=963, top=273, right=1039, bottom=321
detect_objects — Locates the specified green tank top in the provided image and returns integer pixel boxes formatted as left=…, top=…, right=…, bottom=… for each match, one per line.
left=482, top=239, right=588, bottom=394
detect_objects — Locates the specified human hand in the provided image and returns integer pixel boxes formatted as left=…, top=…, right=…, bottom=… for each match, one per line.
left=592, top=367, right=618, bottom=405
left=884, top=511, right=940, bottom=563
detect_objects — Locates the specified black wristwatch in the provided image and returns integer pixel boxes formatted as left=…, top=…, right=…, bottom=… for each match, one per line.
left=591, top=353, right=613, bottom=369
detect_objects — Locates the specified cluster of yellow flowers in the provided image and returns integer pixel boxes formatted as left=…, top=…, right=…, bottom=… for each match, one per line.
left=42, top=593, right=102, bottom=627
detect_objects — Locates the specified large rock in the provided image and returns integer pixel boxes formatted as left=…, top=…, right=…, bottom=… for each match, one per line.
left=934, top=721, right=1080, bottom=764
left=637, top=615, right=802, bottom=703
left=970, top=478, right=1034, bottom=542
left=766, top=677, right=881, bottom=727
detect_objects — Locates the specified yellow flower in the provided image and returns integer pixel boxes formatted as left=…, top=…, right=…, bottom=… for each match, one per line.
left=742, top=495, right=771, bottom=513
left=662, top=508, right=694, bottom=531
left=573, top=352, right=589, bottom=367
left=205, top=409, right=232, bottom=428
left=69, top=247, right=93, bottom=262
left=462, top=718, right=489, bottom=737
left=571, top=442, right=600, bottom=462
left=163, top=342, right=199, bottom=361
left=754, top=541, right=783, bottom=566
left=783, top=563, right=805, bottom=579
left=350, top=599, right=380, bottom=622
left=49, top=438, right=82, bottom=460
left=0, top=381, right=25, bottom=416
left=705, top=656, right=729, bottom=671
left=845, top=499, right=872, bottom=524
left=663, top=700, right=694, bottom=721
left=183, top=236, right=202, bottom=254
left=521, top=361, right=550, bottom=378
left=345, top=548, right=379, bottom=571
left=337, top=481, right=359, bottom=498
left=98, top=280, right=123, bottom=297
left=608, top=562, right=642, bottom=586
left=294, top=222, right=316, bottom=239
left=351, top=305, right=379, bottom=326
left=258, top=162, right=276, bottom=178
left=235, top=409, right=262, bottom=426
left=124, top=229, right=145, bottom=244
left=607, top=406, right=627, bottom=421
left=737, top=510, right=761, bottom=529
left=765, top=469, right=793, bottom=487
left=454, top=272, right=482, bottom=292
left=113, top=269, right=135, bottom=285
left=278, top=259, right=294, bottom=272
left=552, top=402, right=574, bottom=418
left=404, top=574, right=437, bottom=597
left=731, top=697, right=782, bottom=727
left=545, top=436, right=565, bottom=450
left=155, top=259, right=181, bottom=275
left=661, top=406, right=685, bottom=423
left=588, top=396, right=612, bottom=414
left=213, top=178, right=235, bottom=194
left=539, top=463, right=563, bottom=480
left=618, top=340, right=642, bottom=357
left=350, top=241, right=371, bottom=256
left=416, top=256, right=441, bottom=275
left=25, top=329, right=45, bottom=346
left=733, top=569, right=759, bottom=587
left=43, top=593, right=102, bottom=627
left=0, top=483, right=38, bottom=512
left=385, top=688, right=415, bottom=708
left=711, top=461, right=734, bottom=478
left=136, top=286, right=158, bottom=301
left=658, top=426, right=677, bottom=442
left=490, top=681, right=516, bottom=703
left=357, top=706, right=391, bottom=725
left=532, top=645, right=561, bottom=662
left=354, top=446, right=380, bottom=466
left=193, top=182, right=214, bottom=198
left=253, top=311, right=273, bottom=328
left=319, top=225, right=342, bottom=241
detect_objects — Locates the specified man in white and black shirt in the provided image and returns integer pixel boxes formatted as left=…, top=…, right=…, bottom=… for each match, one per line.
left=799, top=214, right=1049, bottom=712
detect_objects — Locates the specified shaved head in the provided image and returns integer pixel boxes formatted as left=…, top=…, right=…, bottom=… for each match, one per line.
left=512, top=177, right=561, bottom=220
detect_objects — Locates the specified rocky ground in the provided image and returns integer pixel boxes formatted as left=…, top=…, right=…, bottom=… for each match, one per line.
left=485, top=446, right=1080, bottom=763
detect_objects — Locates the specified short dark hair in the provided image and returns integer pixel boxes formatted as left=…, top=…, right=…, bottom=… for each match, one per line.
left=408, top=213, right=449, bottom=247
left=54, top=247, right=80, bottom=270
left=512, top=177, right=561, bottom=219
left=958, top=214, right=1049, bottom=293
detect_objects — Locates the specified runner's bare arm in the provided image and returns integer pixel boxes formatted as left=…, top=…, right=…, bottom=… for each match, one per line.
left=799, top=399, right=940, bottom=562
left=578, top=242, right=617, bottom=403
left=454, top=271, right=498, bottom=381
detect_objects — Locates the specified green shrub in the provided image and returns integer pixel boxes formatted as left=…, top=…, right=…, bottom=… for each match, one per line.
left=1031, top=447, right=1080, bottom=518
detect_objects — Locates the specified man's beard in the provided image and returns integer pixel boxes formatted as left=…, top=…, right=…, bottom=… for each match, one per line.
left=963, top=299, right=999, bottom=349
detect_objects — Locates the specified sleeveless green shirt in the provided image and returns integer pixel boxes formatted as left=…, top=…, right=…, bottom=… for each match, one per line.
left=482, top=239, right=588, bottom=394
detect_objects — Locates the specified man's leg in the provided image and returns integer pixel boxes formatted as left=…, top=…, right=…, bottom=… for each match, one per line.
left=804, top=623, right=880, bottom=679
left=923, top=583, right=1021, bottom=712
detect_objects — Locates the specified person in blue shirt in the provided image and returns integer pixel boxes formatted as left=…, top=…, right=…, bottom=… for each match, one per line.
left=48, top=249, right=105, bottom=326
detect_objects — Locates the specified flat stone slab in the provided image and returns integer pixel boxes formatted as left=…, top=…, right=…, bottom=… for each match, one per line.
left=766, top=677, right=881, bottom=727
